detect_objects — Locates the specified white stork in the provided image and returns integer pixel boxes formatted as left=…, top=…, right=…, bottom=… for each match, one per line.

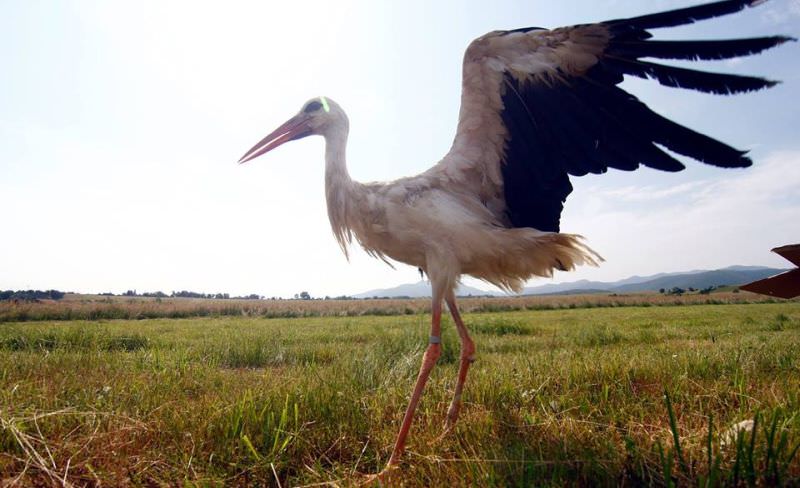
left=238, top=0, right=792, bottom=477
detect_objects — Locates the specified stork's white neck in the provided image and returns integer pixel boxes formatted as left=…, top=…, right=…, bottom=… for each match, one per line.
left=323, top=122, right=357, bottom=256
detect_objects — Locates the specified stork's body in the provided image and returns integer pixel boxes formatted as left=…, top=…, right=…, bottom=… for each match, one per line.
left=322, top=103, right=598, bottom=297
left=239, top=0, right=791, bottom=478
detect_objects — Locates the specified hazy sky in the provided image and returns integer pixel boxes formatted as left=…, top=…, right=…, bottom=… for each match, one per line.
left=1, top=0, right=799, bottom=297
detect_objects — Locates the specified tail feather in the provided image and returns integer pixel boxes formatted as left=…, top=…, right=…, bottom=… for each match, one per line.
left=475, top=230, right=603, bottom=293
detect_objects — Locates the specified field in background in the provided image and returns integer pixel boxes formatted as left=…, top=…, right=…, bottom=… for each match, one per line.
left=1, top=300, right=799, bottom=485
left=0, top=289, right=786, bottom=323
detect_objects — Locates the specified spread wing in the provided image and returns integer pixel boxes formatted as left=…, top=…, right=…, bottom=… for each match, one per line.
left=429, top=0, right=793, bottom=233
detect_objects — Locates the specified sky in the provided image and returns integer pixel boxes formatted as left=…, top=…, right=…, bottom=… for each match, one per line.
left=1, top=0, right=799, bottom=298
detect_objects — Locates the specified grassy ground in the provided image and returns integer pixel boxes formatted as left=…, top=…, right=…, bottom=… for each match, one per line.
left=1, top=302, right=799, bottom=486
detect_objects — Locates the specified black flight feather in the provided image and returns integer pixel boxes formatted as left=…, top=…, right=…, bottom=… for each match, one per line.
left=605, top=0, right=765, bottom=32
left=585, top=81, right=752, bottom=168
left=610, top=37, right=795, bottom=61
left=496, top=0, right=785, bottom=233
left=602, top=56, right=779, bottom=94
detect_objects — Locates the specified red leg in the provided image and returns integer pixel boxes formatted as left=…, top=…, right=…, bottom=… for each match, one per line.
left=384, top=297, right=443, bottom=468
left=364, top=297, right=443, bottom=483
left=444, top=292, right=475, bottom=431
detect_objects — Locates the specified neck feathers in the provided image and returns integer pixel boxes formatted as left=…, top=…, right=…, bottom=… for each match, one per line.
left=324, top=124, right=357, bottom=258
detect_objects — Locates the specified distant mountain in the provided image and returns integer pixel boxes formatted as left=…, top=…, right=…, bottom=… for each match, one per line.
left=350, top=266, right=785, bottom=298
left=722, top=265, right=782, bottom=272
left=521, top=266, right=785, bottom=295
left=610, top=268, right=786, bottom=294
left=352, top=281, right=501, bottom=299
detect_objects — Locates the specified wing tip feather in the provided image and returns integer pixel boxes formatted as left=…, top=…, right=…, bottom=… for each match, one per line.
left=606, top=0, right=774, bottom=32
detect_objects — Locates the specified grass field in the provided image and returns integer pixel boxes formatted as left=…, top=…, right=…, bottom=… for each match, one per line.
left=1, top=300, right=799, bottom=486
left=0, top=290, right=780, bottom=323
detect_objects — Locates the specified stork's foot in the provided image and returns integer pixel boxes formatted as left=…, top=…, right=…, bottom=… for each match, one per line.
left=442, top=387, right=465, bottom=434
left=444, top=399, right=462, bottom=431
left=360, top=463, right=400, bottom=486
left=443, top=351, right=476, bottom=433
left=432, top=396, right=467, bottom=446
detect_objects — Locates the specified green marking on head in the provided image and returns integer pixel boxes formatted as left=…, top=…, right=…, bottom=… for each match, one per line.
left=320, top=96, right=331, bottom=113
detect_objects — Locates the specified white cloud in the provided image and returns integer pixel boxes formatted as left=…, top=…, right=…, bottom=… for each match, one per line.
left=592, top=180, right=707, bottom=203
left=760, top=0, right=800, bottom=25
left=556, top=151, right=800, bottom=284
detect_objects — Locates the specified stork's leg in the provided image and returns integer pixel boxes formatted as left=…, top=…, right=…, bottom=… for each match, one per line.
left=385, top=294, right=443, bottom=468
left=444, top=291, right=475, bottom=431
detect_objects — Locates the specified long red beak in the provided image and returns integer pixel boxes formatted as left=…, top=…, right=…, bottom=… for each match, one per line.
left=238, top=115, right=312, bottom=164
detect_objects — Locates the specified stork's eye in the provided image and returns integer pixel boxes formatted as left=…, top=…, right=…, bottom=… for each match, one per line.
left=304, top=101, right=323, bottom=113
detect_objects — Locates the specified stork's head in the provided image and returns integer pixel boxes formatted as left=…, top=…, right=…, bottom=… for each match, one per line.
left=238, top=96, right=347, bottom=164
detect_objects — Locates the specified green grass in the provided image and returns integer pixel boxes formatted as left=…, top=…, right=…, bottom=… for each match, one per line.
left=1, top=303, right=799, bottom=486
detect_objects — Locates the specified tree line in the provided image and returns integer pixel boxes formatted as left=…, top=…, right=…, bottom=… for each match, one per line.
left=1, top=289, right=358, bottom=302
left=0, top=289, right=66, bottom=301
left=118, top=290, right=264, bottom=300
